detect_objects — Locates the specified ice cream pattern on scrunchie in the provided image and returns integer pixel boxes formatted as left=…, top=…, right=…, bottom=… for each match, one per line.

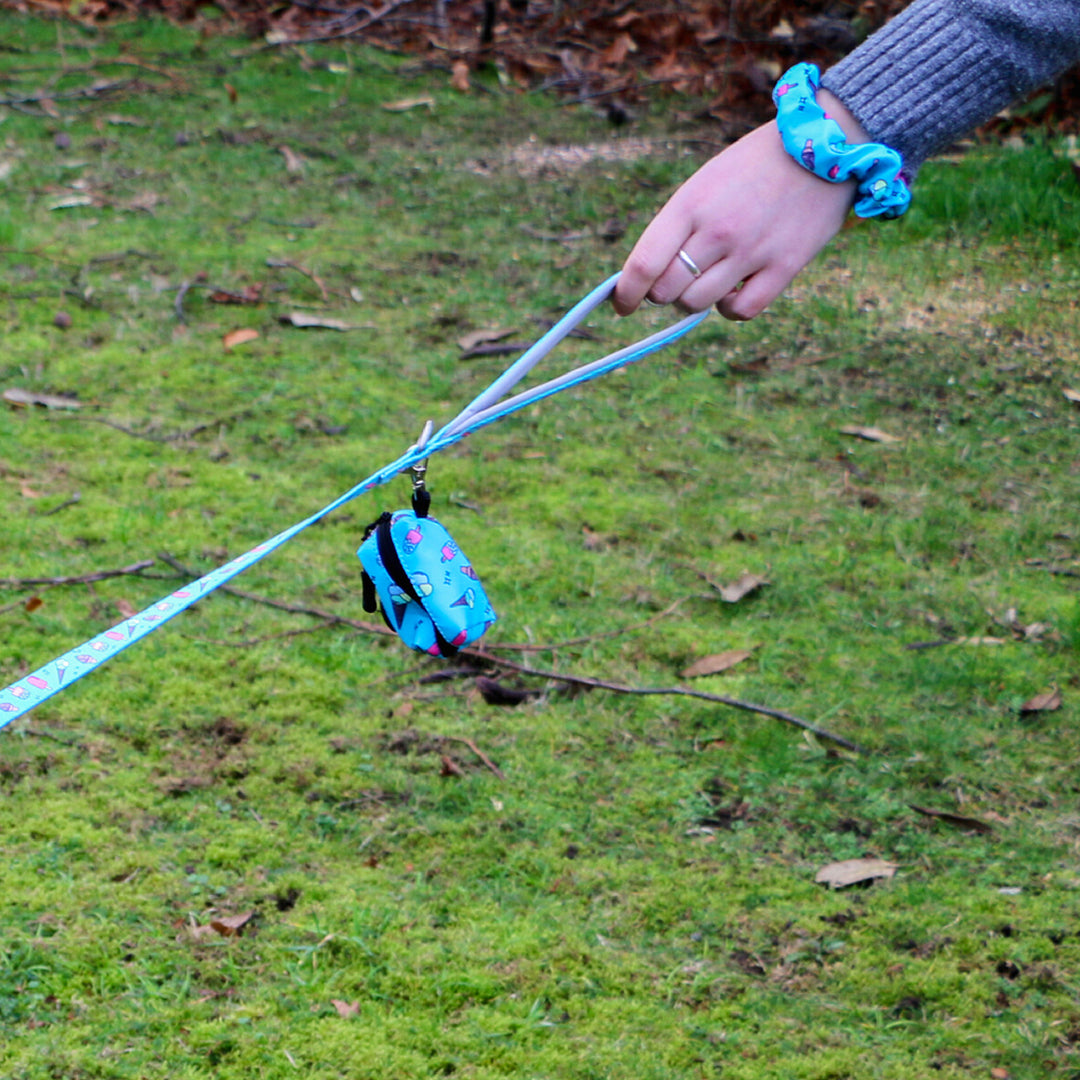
left=774, top=62, right=911, bottom=220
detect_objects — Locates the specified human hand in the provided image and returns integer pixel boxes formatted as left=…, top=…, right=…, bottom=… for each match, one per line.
left=613, top=94, right=867, bottom=321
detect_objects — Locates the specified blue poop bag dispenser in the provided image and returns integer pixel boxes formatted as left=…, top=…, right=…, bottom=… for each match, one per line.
left=358, top=427, right=495, bottom=657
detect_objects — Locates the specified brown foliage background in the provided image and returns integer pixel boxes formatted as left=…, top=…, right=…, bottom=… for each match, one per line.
left=10, top=0, right=1080, bottom=136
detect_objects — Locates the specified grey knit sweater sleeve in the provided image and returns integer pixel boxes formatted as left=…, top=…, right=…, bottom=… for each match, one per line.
left=820, top=0, right=1080, bottom=170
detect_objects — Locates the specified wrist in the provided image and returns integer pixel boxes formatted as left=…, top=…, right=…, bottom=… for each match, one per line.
left=773, top=63, right=910, bottom=220
left=816, top=89, right=869, bottom=145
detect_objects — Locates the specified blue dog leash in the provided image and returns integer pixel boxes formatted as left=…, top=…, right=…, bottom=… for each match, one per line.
left=0, top=274, right=707, bottom=728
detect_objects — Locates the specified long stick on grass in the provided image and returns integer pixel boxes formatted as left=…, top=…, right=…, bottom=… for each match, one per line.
left=0, top=559, right=155, bottom=589
left=465, top=649, right=866, bottom=755
left=158, top=553, right=394, bottom=637
left=155, top=555, right=860, bottom=751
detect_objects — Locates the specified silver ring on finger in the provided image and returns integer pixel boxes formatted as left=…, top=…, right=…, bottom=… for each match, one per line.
left=677, top=249, right=702, bottom=278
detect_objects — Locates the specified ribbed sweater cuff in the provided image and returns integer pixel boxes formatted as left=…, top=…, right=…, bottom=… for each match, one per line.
left=820, top=2, right=1017, bottom=172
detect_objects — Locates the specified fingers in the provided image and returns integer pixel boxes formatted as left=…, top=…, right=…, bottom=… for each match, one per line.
left=615, top=230, right=737, bottom=314
left=671, top=247, right=759, bottom=314
left=715, top=264, right=793, bottom=321
left=646, top=240, right=723, bottom=307
left=618, top=234, right=796, bottom=322
left=611, top=221, right=691, bottom=315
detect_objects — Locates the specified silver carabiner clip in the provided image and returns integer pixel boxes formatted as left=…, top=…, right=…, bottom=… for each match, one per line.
left=408, top=419, right=433, bottom=497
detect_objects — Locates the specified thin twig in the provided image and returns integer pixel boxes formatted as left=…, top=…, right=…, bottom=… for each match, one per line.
left=19, top=727, right=78, bottom=746
left=266, top=257, right=330, bottom=302
left=38, top=492, right=81, bottom=517
left=190, top=619, right=339, bottom=648
left=0, top=559, right=155, bottom=590
left=158, top=553, right=393, bottom=637
left=464, top=650, right=866, bottom=754
left=12, top=57, right=183, bottom=81
left=1024, top=559, right=1080, bottom=578
left=174, top=280, right=193, bottom=322
left=0, top=79, right=136, bottom=107
left=440, top=754, right=467, bottom=778
left=261, top=0, right=419, bottom=46
left=441, top=735, right=505, bottom=780
left=62, top=411, right=250, bottom=444
left=0, top=592, right=42, bottom=615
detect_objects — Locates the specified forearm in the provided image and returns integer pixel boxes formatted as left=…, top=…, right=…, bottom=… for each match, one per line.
left=821, top=0, right=1080, bottom=171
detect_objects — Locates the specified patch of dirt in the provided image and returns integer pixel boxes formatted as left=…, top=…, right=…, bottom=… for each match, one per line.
left=468, top=136, right=669, bottom=179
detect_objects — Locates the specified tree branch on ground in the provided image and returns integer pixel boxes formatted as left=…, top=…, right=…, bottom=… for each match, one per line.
left=465, top=648, right=866, bottom=754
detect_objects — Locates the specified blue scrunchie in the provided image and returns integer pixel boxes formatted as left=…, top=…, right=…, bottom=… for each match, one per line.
left=773, top=62, right=911, bottom=220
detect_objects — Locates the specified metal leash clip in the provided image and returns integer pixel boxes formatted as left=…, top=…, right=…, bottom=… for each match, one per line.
left=406, top=419, right=433, bottom=501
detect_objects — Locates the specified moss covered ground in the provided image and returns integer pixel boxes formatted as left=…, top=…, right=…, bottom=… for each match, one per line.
left=2, top=14, right=1080, bottom=1079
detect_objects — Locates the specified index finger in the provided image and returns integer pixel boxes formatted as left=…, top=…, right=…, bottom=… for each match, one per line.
left=612, top=208, right=691, bottom=316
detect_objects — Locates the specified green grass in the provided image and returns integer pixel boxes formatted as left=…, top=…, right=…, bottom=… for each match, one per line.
left=3, top=13, right=1080, bottom=1079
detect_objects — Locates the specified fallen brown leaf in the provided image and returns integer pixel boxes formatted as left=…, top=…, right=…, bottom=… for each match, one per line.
left=209, top=911, right=257, bottom=937
left=4, top=388, right=83, bottom=409
left=475, top=676, right=538, bottom=707
left=223, top=327, right=260, bottom=350
left=815, top=857, right=897, bottom=890
left=331, top=998, right=360, bottom=1019
left=681, top=648, right=757, bottom=679
left=602, top=31, right=637, bottom=65
left=116, top=599, right=138, bottom=619
left=727, top=356, right=770, bottom=375
left=209, top=284, right=263, bottom=305
left=278, top=145, right=306, bottom=174
left=1063, top=387, right=1080, bottom=405
left=451, top=60, right=471, bottom=93
left=457, top=326, right=517, bottom=353
left=440, top=754, right=467, bottom=778
left=278, top=312, right=371, bottom=331
left=459, top=342, right=529, bottom=360
left=840, top=424, right=901, bottom=443
left=909, top=804, right=993, bottom=834
left=1020, top=687, right=1062, bottom=714
left=48, top=194, right=95, bottom=211
left=716, top=572, right=768, bottom=604
left=125, top=191, right=163, bottom=214
left=581, top=525, right=612, bottom=551
left=382, top=95, right=435, bottom=112
left=24, top=596, right=43, bottom=613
